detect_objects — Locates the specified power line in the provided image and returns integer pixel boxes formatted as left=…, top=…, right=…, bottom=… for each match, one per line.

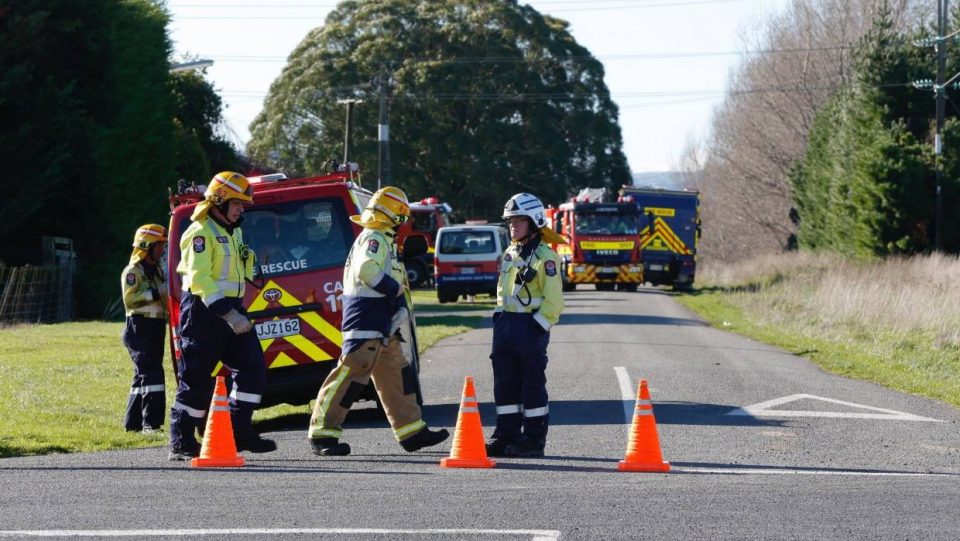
left=171, top=0, right=748, bottom=19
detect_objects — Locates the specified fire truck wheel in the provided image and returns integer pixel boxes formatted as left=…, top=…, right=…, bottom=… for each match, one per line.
left=562, top=282, right=576, bottom=292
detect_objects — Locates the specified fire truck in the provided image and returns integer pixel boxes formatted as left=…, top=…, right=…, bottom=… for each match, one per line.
left=619, top=186, right=700, bottom=290
left=395, top=197, right=452, bottom=288
left=165, top=169, right=425, bottom=407
left=548, top=190, right=644, bottom=291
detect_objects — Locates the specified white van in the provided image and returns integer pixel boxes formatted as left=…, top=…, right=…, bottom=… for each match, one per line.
left=434, top=225, right=509, bottom=303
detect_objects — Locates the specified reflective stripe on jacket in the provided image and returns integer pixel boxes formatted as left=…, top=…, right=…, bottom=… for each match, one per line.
left=176, top=218, right=254, bottom=306
left=495, top=239, right=564, bottom=331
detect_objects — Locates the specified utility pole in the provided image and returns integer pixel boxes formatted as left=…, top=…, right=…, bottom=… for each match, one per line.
left=337, top=98, right=362, bottom=165
left=377, top=69, right=391, bottom=190
left=935, top=0, right=948, bottom=251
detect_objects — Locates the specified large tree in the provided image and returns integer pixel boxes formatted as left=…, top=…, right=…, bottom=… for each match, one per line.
left=247, top=0, right=631, bottom=219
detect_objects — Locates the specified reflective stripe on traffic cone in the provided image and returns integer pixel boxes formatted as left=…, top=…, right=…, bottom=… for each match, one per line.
left=440, top=376, right=495, bottom=469
left=192, top=376, right=245, bottom=468
left=618, top=379, right=669, bottom=472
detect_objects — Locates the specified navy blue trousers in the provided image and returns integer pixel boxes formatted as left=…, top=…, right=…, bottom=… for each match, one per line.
left=122, top=316, right=166, bottom=431
left=490, top=311, right=550, bottom=441
left=170, top=293, right=265, bottom=450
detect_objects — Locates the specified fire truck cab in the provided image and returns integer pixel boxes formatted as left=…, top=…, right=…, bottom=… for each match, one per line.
left=549, top=190, right=644, bottom=291
left=395, top=197, right=452, bottom=288
left=165, top=170, right=424, bottom=408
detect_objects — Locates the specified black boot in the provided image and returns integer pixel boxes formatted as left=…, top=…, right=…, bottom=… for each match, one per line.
left=484, top=438, right=515, bottom=458
left=309, top=437, right=351, bottom=456
left=400, top=427, right=450, bottom=452
left=234, top=429, right=277, bottom=453
left=504, top=437, right=545, bottom=458
left=168, top=410, right=199, bottom=461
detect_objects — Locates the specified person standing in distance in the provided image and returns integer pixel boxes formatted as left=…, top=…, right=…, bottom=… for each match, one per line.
left=121, top=224, right=169, bottom=433
left=168, top=171, right=276, bottom=460
left=307, top=186, right=449, bottom=456
left=486, top=193, right=565, bottom=458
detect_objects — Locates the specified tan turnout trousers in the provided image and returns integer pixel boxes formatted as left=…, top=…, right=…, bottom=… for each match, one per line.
left=308, top=334, right=425, bottom=443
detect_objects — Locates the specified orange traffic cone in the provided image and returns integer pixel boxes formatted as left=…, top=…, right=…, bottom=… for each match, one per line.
left=191, top=376, right=245, bottom=468
left=618, top=379, right=670, bottom=472
left=440, top=376, right=495, bottom=469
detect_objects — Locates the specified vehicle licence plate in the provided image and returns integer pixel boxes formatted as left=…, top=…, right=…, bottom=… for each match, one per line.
left=255, top=318, right=300, bottom=340
left=460, top=267, right=476, bottom=274
left=600, top=267, right=616, bottom=274
left=649, top=264, right=664, bottom=271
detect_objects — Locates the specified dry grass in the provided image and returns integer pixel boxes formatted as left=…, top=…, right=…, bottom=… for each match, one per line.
left=697, top=252, right=960, bottom=347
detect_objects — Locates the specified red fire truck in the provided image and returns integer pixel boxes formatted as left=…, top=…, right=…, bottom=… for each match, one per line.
left=547, top=191, right=644, bottom=291
left=395, top=196, right=452, bottom=288
left=165, top=169, right=425, bottom=407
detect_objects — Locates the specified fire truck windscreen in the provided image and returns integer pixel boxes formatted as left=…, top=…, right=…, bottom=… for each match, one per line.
left=244, top=199, right=353, bottom=277
left=574, top=212, right=639, bottom=235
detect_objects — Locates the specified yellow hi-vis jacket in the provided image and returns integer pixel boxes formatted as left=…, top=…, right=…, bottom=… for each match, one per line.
left=496, top=239, right=564, bottom=331
left=121, top=261, right=167, bottom=318
left=340, top=227, right=408, bottom=344
left=177, top=217, right=254, bottom=307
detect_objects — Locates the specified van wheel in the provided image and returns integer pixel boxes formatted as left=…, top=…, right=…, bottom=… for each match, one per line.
left=406, top=259, right=428, bottom=288
left=438, top=291, right=458, bottom=304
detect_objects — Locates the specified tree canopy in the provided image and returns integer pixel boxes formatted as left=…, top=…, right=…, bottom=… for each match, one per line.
left=247, top=0, right=631, bottom=219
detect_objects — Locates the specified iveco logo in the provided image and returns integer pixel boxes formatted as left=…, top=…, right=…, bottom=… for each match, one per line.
left=263, top=288, right=282, bottom=302
left=595, top=250, right=619, bottom=256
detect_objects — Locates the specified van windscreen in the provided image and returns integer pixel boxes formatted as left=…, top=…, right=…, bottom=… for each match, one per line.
left=245, top=199, right=352, bottom=277
left=439, top=231, right=497, bottom=255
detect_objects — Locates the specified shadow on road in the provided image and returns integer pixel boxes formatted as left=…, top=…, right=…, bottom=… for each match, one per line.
left=557, top=313, right=705, bottom=327
left=254, top=399, right=785, bottom=434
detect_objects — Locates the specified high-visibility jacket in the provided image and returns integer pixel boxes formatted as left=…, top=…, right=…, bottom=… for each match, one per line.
left=121, top=260, right=167, bottom=319
left=340, top=227, right=407, bottom=351
left=177, top=217, right=254, bottom=307
left=495, top=238, right=564, bottom=331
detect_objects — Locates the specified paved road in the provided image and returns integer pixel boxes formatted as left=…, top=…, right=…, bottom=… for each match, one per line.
left=2, top=288, right=959, bottom=540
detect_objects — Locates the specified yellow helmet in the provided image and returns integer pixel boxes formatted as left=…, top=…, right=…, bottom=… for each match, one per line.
left=130, top=224, right=167, bottom=263
left=205, top=171, right=253, bottom=205
left=350, top=186, right=411, bottom=228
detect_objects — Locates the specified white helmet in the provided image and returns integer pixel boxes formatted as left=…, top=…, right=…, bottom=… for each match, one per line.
left=502, top=193, right=547, bottom=228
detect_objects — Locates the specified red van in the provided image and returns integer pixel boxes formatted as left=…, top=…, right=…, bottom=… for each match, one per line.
left=165, top=170, right=424, bottom=407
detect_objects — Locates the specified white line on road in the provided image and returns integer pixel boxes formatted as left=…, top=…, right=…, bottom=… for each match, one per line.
left=672, top=466, right=959, bottom=477
left=726, top=394, right=943, bottom=422
left=0, top=529, right=561, bottom=540
left=613, top=366, right=634, bottom=422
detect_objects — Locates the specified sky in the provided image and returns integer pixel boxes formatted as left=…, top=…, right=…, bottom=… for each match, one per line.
left=167, top=0, right=791, bottom=174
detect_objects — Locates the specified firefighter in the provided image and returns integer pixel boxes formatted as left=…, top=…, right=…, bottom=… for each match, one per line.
left=168, top=171, right=276, bottom=460
left=486, top=193, right=565, bottom=458
left=307, top=186, right=449, bottom=456
left=121, top=224, right=168, bottom=433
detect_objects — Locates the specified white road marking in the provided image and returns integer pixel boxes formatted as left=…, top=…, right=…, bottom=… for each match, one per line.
left=726, top=394, right=942, bottom=422
left=0, top=529, right=560, bottom=540
left=672, top=466, right=958, bottom=477
left=613, top=366, right=634, bottom=422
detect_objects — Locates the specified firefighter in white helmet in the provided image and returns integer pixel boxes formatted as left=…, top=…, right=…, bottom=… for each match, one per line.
left=486, top=193, right=565, bottom=458
left=307, top=186, right=449, bottom=456
left=120, top=224, right=168, bottom=433
left=168, top=171, right=276, bottom=460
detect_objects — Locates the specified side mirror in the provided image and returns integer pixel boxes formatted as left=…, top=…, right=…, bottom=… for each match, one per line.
left=403, top=235, right=428, bottom=259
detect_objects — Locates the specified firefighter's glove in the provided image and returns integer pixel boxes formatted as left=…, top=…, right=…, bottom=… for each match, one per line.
left=222, top=309, right=253, bottom=335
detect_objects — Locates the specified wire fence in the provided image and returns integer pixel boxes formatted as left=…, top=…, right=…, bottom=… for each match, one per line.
left=0, top=262, right=76, bottom=325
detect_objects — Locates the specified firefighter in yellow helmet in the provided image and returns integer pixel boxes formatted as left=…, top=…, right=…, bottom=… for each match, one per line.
left=169, top=171, right=276, bottom=460
left=486, top=193, right=565, bottom=458
left=307, top=186, right=449, bottom=456
left=121, top=224, right=168, bottom=433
